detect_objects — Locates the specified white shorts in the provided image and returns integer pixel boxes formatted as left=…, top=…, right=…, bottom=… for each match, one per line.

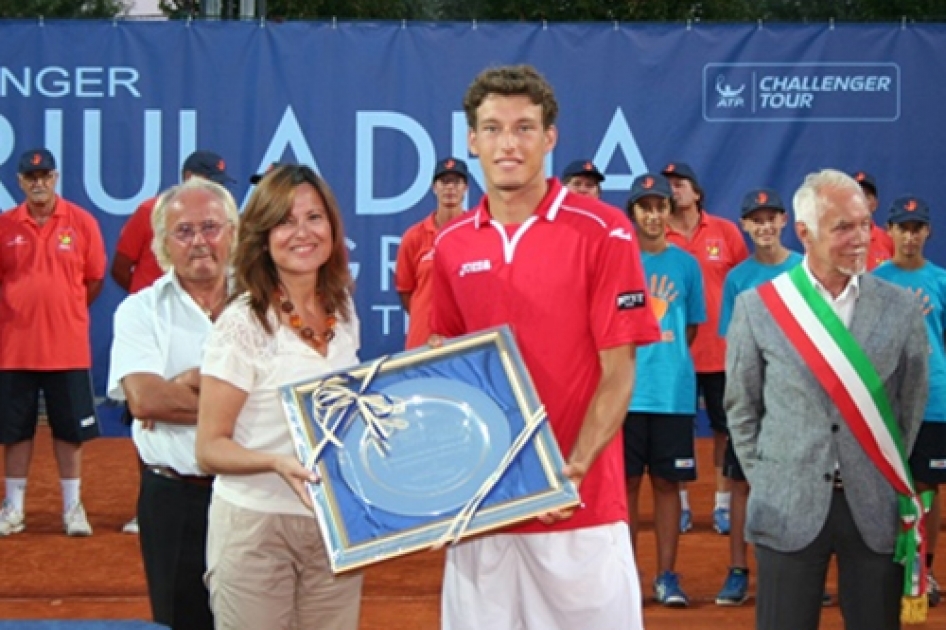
left=442, top=522, right=643, bottom=630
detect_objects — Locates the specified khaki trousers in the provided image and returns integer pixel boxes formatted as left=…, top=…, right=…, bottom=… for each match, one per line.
left=206, top=495, right=363, bottom=630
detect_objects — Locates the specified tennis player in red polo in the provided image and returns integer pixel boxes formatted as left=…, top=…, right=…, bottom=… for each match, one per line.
left=431, top=65, right=660, bottom=630
left=0, top=148, right=106, bottom=537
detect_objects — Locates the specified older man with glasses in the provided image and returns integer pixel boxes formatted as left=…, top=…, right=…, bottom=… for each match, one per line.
left=0, top=148, right=106, bottom=538
left=107, top=177, right=238, bottom=630
left=112, top=150, right=235, bottom=295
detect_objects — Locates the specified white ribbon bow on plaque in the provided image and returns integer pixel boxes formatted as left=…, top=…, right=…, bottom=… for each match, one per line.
left=304, top=357, right=407, bottom=470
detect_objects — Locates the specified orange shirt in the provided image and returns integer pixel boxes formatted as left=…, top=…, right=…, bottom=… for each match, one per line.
left=667, top=210, right=749, bottom=372
left=867, top=222, right=893, bottom=271
left=395, top=213, right=438, bottom=349
left=0, top=197, right=106, bottom=369
left=115, top=197, right=163, bottom=293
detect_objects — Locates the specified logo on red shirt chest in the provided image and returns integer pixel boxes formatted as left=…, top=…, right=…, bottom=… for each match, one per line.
left=5, top=234, right=28, bottom=247
left=57, top=229, right=76, bottom=252
left=458, top=259, right=492, bottom=277
left=705, top=238, right=723, bottom=261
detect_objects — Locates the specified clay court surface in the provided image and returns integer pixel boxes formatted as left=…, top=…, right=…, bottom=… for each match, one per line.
left=2, top=428, right=944, bottom=629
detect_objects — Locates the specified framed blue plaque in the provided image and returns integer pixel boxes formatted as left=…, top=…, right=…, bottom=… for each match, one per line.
left=279, top=325, right=580, bottom=573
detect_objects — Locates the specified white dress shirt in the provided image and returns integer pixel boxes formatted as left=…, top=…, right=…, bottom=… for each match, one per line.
left=802, top=257, right=860, bottom=328
left=802, top=258, right=861, bottom=479
left=107, top=272, right=214, bottom=475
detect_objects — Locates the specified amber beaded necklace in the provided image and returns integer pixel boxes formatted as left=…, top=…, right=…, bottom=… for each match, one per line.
left=275, top=288, right=337, bottom=351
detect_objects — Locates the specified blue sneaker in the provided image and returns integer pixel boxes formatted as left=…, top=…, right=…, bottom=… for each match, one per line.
left=679, top=508, right=692, bottom=533
left=713, top=507, right=731, bottom=534
left=716, top=567, right=749, bottom=605
left=654, top=571, right=689, bottom=607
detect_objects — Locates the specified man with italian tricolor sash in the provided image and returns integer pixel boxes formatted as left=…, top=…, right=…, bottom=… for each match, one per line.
left=726, top=169, right=930, bottom=629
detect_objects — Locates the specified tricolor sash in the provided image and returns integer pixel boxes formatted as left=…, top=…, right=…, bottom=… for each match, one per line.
left=757, top=264, right=932, bottom=623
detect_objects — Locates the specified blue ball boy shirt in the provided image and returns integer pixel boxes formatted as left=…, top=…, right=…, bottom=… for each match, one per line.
left=874, top=260, right=946, bottom=422
left=718, top=252, right=803, bottom=337
left=630, top=245, right=706, bottom=414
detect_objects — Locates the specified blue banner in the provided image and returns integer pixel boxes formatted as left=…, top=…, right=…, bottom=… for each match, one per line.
left=1, top=20, right=944, bottom=394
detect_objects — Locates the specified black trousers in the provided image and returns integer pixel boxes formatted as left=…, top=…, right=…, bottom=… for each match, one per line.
left=138, top=468, right=214, bottom=630
left=755, top=489, right=903, bottom=630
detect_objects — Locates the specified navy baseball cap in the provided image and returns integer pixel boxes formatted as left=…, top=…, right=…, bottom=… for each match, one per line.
left=661, top=161, right=699, bottom=186
left=887, top=195, right=930, bottom=225
left=740, top=188, right=786, bottom=218
left=182, top=150, right=235, bottom=185
left=628, top=173, right=672, bottom=206
left=562, top=159, right=604, bottom=183
left=18, top=148, right=56, bottom=174
left=433, top=157, right=469, bottom=182
left=852, top=171, right=877, bottom=195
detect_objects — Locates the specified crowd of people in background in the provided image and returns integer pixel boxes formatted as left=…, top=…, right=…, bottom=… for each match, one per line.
left=0, top=62, right=942, bottom=630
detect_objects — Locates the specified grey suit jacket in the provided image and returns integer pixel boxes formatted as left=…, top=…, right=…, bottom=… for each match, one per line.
left=725, top=273, right=928, bottom=554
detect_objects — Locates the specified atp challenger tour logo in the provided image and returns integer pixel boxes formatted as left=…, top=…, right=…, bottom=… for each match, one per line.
left=703, top=62, right=900, bottom=122
left=715, top=75, right=746, bottom=108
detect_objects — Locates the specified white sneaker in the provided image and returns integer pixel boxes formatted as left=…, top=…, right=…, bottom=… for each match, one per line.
left=121, top=516, right=139, bottom=534
left=63, top=502, right=92, bottom=537
left=0, top=500, right=25, bottom=536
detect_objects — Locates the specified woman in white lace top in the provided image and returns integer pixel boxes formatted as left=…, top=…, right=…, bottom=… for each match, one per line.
left=196, top=164, right=363, bottom=630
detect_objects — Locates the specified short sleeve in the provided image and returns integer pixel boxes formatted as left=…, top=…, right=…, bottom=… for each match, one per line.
left=687, top=256, right=708, bottom=327
left=115, top=201, right=152, bottom=261
left=589, top=212, right=661, bottom=349
left=107, top=293, right=164, bottom=400
left=0, top=215, right=10, bottom=284
left=718, top=273, right=737, bottom=336
left=342, top=295, right=361, bottom=352
left=938, top=272, right=946, bottom=333
left=727, top=221, right=750, bottom=266
left=82, top=209, right=107, bottom=281
left=394, top=226, right=418, bottom=293
left=201, top=301, right=268, bottom=393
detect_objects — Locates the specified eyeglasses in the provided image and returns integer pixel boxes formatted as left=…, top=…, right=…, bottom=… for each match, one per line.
left=170, top=221, right=228, bottom=243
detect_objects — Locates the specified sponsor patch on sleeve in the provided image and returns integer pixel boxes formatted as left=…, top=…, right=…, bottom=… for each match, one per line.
left=617, top=290, right=646, bottom=310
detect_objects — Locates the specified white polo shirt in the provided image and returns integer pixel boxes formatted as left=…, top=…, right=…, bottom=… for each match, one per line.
left=107, top=271, right=214, bottom=475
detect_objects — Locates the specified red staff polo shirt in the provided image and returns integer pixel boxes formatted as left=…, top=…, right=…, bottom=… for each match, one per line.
left=115, top=196, right=164, bottom=293
left=395, top=212, right=439, bottom=350
left=666, top=210, right=748, bottom=373
left=0, top=197, right=106, bottom=369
